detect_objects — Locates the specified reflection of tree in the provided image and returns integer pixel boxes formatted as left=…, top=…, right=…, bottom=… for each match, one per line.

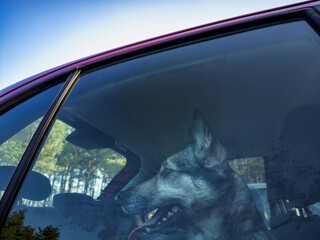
left=229, top=157, right=265, bottom=183
left=0, top=210, right=59, bottom=240
left=0, top=119, right=41, bottom=167
left=0, top=119, right=126, bottom=206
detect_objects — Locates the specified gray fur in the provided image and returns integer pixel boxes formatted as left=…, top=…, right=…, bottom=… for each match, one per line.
left=119, top=109, right=274, bottom=240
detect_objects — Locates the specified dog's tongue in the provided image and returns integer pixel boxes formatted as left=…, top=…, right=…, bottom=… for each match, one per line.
left=128, top=214, right=161, bottom=240
left=128, top=205, right=176, bottom=240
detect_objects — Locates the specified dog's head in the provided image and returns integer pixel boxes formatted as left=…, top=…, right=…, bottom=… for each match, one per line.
left=118, top=109, right=233, bottom=236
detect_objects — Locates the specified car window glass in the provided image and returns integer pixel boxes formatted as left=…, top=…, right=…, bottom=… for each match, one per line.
left=3, top=118, right=129, bottom=239
left=2, top=20, right=320, bottom=240
left=0, top=84, right=62, bottom=201
left=229, top=157, right=270, bottom=228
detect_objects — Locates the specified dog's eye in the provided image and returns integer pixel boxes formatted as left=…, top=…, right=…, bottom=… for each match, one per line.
left=163, top=168, right=173, bottom=175
left=160, top=168, right=174, bottom=177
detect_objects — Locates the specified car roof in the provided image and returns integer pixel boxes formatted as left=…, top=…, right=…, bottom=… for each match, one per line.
left=1, top=0, right=319, bottom=103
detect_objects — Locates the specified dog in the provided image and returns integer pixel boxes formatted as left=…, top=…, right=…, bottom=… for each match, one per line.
left=118, top=109, right=274, bottom=240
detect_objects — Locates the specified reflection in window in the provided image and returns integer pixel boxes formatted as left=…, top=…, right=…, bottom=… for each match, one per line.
left=21, top=120, right=126, bottom=208
left=0, top=119, right=41, bottom=167
left=0, top=83, right=63, bottom=201
left=4, top=119, right=128, bottom=239
left=0, top=120, right=41, bottom=200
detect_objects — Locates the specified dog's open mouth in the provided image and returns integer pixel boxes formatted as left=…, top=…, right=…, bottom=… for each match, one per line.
left=128, top=204, right=181, bottom=240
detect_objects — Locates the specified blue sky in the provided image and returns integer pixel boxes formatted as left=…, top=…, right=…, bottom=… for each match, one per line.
left=0, top=0, right=300, bottom=90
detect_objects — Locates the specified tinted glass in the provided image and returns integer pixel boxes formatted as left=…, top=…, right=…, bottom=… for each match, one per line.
left=0, top=84, right=62, bottom=201
left=2, top=118, right=129, bottom=239
left=2, top=20, right=320, bottom=240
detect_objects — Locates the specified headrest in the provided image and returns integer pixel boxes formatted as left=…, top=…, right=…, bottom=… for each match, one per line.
left=0, top=166, right=51, bottom=201
left=266, top=105, right=320, bottom=208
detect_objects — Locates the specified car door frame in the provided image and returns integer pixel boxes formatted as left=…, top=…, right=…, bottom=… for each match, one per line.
left=1, top=1, right=320, bottom=230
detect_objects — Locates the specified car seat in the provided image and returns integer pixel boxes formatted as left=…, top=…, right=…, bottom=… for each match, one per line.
left=265, top=105, right=320, bottom=239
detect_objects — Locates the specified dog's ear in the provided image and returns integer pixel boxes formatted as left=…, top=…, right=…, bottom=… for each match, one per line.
left=190, top=109, right=226, bottom=168
left=185, top=125, right=195, bottom=146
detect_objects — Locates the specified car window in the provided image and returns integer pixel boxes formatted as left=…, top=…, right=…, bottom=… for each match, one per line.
left=2, top=20, right=320, bottom=240
left=229, top=157, right=270, bottom=228
left=2, top=118, right=130, bottom=240
left=0, top=84, right=63, bottom=201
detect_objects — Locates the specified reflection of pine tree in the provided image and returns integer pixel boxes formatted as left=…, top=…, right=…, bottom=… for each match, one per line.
left=35, top=225, right=60, bottom=240
left=1, top=119, right=127, bottom=206
left=0, top=210, right=60, bottom=240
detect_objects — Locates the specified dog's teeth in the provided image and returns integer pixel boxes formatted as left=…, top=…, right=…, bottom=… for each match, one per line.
left=168, top=211, right=173, bottom=217
left=172, top=206, right=179, bottom=213
left=145, top=227, right=151, bottom=233
left=162, top=217, right=167, bottom=222
left=158, top=222, right=161, bottom=225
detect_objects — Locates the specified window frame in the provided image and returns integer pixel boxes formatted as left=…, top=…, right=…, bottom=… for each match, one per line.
left=0, top=70, right=80, bottom=227
left=0, top=72, right=71, bottom=116
left=1, top=6, right=320, bottom=231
